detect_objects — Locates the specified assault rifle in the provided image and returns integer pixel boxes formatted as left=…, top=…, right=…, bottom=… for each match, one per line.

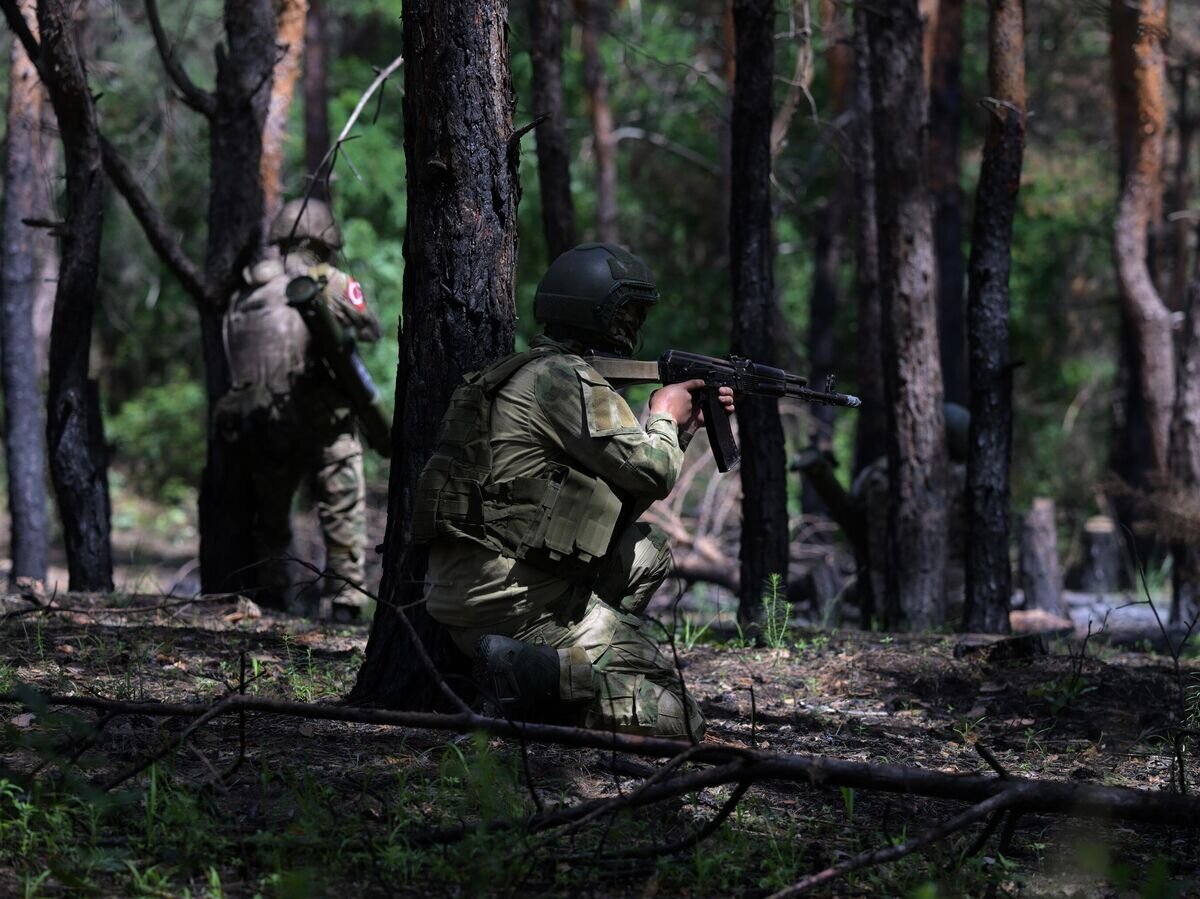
left=285, top=275, right=392, bottom=457
left=584, top=350, right=861, bottom=472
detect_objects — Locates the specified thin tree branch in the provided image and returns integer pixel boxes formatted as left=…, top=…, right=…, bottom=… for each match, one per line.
left=104, top=140, right=209, bottom=303
left=767, top=788, right=1022, bottom=897
left=144, top=0, right=216, bottom=116
left=299, top=53, right=404, bottom=222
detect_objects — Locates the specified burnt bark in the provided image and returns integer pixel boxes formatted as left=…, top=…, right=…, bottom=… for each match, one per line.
left=198, top=0, right=278, bottom=595
left=852, top=0, right=885, bottom=477
left=1, top=0, right=50, bottom=588
left=1169, top=225, right=1200, bottom=626
left=962, top=0, right=1025, bottom=635
left=350, top=0, right=519, bottom=709
left=730, top=0, right=785, bottom=626
left=530, top=0, right=577, bottom=260
left=801, top=0, right=850, bottom=517
left=5, top=0, right=115, bottom=590
left=803, top=202, right=838, bottom=517
left=868, top=0, right=946, bottom=630
left=929, top=0, right=966, bottom=405
left=304, top=0, right=331, bottom=201
left=577, top=0, right=618, bottom=243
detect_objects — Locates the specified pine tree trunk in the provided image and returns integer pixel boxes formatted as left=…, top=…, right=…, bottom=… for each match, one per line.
left=730, top=0, right=785, bottom=627
left=929, top=0, right=966, bottom=406
left=32, top=0, right=113, bottom=591
left=1111, top=0, right=1172, bottom=474
left=577, top=0, right=618, bottom=243
left=852, top=1, right=885, bottom=478
left=803, top=201, right=838, bottom=519
left=304, top=0, right=331, bottom=202
left=1, top=0, right=50, bottom=588
left=802, top=0, right=850, bottom=517
left=868, top=0, right=946, bottom=630
left=261, top=0, right=308, bottom=226
left=198, top=0, right=277, bottom=595
left=963, top=0, right=1025, bottom=635
left=530, top=0, right=577, bottom=260
left=350, top=0, right=519, bottom=709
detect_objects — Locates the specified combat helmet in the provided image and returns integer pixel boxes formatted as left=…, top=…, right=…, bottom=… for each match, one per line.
left=944, top=402, right=970, bottom=464
left=268, top=198, right=344, bottom=254
left=534, top=243, right=660, bottom=354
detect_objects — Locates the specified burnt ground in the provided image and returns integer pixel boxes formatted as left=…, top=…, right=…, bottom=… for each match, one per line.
left=0, top=594, right=1197, bottom=898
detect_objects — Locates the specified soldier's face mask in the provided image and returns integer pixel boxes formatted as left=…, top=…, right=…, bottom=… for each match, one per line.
left=607, top=302, right=649, bottom=355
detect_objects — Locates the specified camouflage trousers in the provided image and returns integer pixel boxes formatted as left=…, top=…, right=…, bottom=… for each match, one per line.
left=249, top=429, right=368, bottom=608
left=449, top=523, right=705, bottom=738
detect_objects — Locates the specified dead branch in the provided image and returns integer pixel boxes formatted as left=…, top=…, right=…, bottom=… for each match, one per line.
left=767, top=788, right=1021, bottom=897
left=6, top=689, right=1200, bottom=828
left=144, top=0, right=217, bottom=116
left=302, top=53, right=404, bottom=206
left=102, top=142, right=210, bottom=304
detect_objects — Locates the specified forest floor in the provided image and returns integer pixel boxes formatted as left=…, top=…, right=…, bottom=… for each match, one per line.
left=0, top=590, right=1196, bottom=898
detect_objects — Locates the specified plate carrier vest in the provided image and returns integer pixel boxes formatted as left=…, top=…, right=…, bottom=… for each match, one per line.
left=412, top=347, right=626, bottom=580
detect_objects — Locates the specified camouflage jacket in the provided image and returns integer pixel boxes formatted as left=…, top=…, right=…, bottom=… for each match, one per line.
left=423, top=334, right=689, bottom=629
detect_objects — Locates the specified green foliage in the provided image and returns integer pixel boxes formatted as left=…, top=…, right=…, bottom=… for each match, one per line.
left=762, top=573, right=792, bottom=649
left=106, top=371, right=206, bottom=504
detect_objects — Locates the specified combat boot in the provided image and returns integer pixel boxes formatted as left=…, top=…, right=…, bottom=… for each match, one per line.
left=474, top=635, right=565, bottom=722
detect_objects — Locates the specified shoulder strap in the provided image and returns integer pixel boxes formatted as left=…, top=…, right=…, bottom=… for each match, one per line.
left=470, top=345, right=561, bottom=396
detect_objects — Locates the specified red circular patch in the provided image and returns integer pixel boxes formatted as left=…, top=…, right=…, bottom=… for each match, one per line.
left=348, top=279, right=366, bottom=308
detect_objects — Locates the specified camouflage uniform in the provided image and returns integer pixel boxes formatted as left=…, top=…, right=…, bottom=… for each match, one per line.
left=422, top=335, right=704, bottom=738
left=219, top=247, right=381, bottom=612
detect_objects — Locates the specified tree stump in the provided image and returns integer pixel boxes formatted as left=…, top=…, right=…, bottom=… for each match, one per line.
left=1019, top=498, right=1066, bottom=617
left=1074, top=515, right=1122, bottom=594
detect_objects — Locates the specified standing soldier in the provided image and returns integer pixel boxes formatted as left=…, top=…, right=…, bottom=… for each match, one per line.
left=414, top=243, right=734, bottom=737
left=216, top=198, right=382, bottom=621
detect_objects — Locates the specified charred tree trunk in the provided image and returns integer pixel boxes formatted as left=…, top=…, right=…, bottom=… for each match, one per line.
left=802, top=0, right=849, bottom=517
left=1, top=0, right=50, bottom=588
left=577, top=0, right=618, bottom=244
left=261, top=0, right=307, bottom=226
left=868, top=0, right=946, bottom=630
left=929, top=0, right=966, bottom=405
left=803, top=201, right=838, bottom=518
left=730, top=0, right=785, bottom=626
left=15, top=0, right=114, bottom=591
left=963, top=0, right=1025, bottom=635
left=1111, top=0, right=1172, bottom=474
left=198, top=0, right=278, bottom=595
left=303, top=0, right=331, bottom=201
left=1169, top=224, right=1200, bottom=626
left=852, top=1, right=885, bottom=477
left=530, top=0, right=577, bottom=260
left=350, top=0, right=519, bottom=709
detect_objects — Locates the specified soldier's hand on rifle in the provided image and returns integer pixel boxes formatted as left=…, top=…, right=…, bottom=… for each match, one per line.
left=650, top=380, right=735, bottom=434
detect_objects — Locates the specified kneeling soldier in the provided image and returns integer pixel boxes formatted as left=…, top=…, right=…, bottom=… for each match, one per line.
left=414, top=243, right=734, bottom=737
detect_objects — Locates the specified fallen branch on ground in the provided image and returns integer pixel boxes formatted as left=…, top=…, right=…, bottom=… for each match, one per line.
left=4, top=689, right=1200, bottom=828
